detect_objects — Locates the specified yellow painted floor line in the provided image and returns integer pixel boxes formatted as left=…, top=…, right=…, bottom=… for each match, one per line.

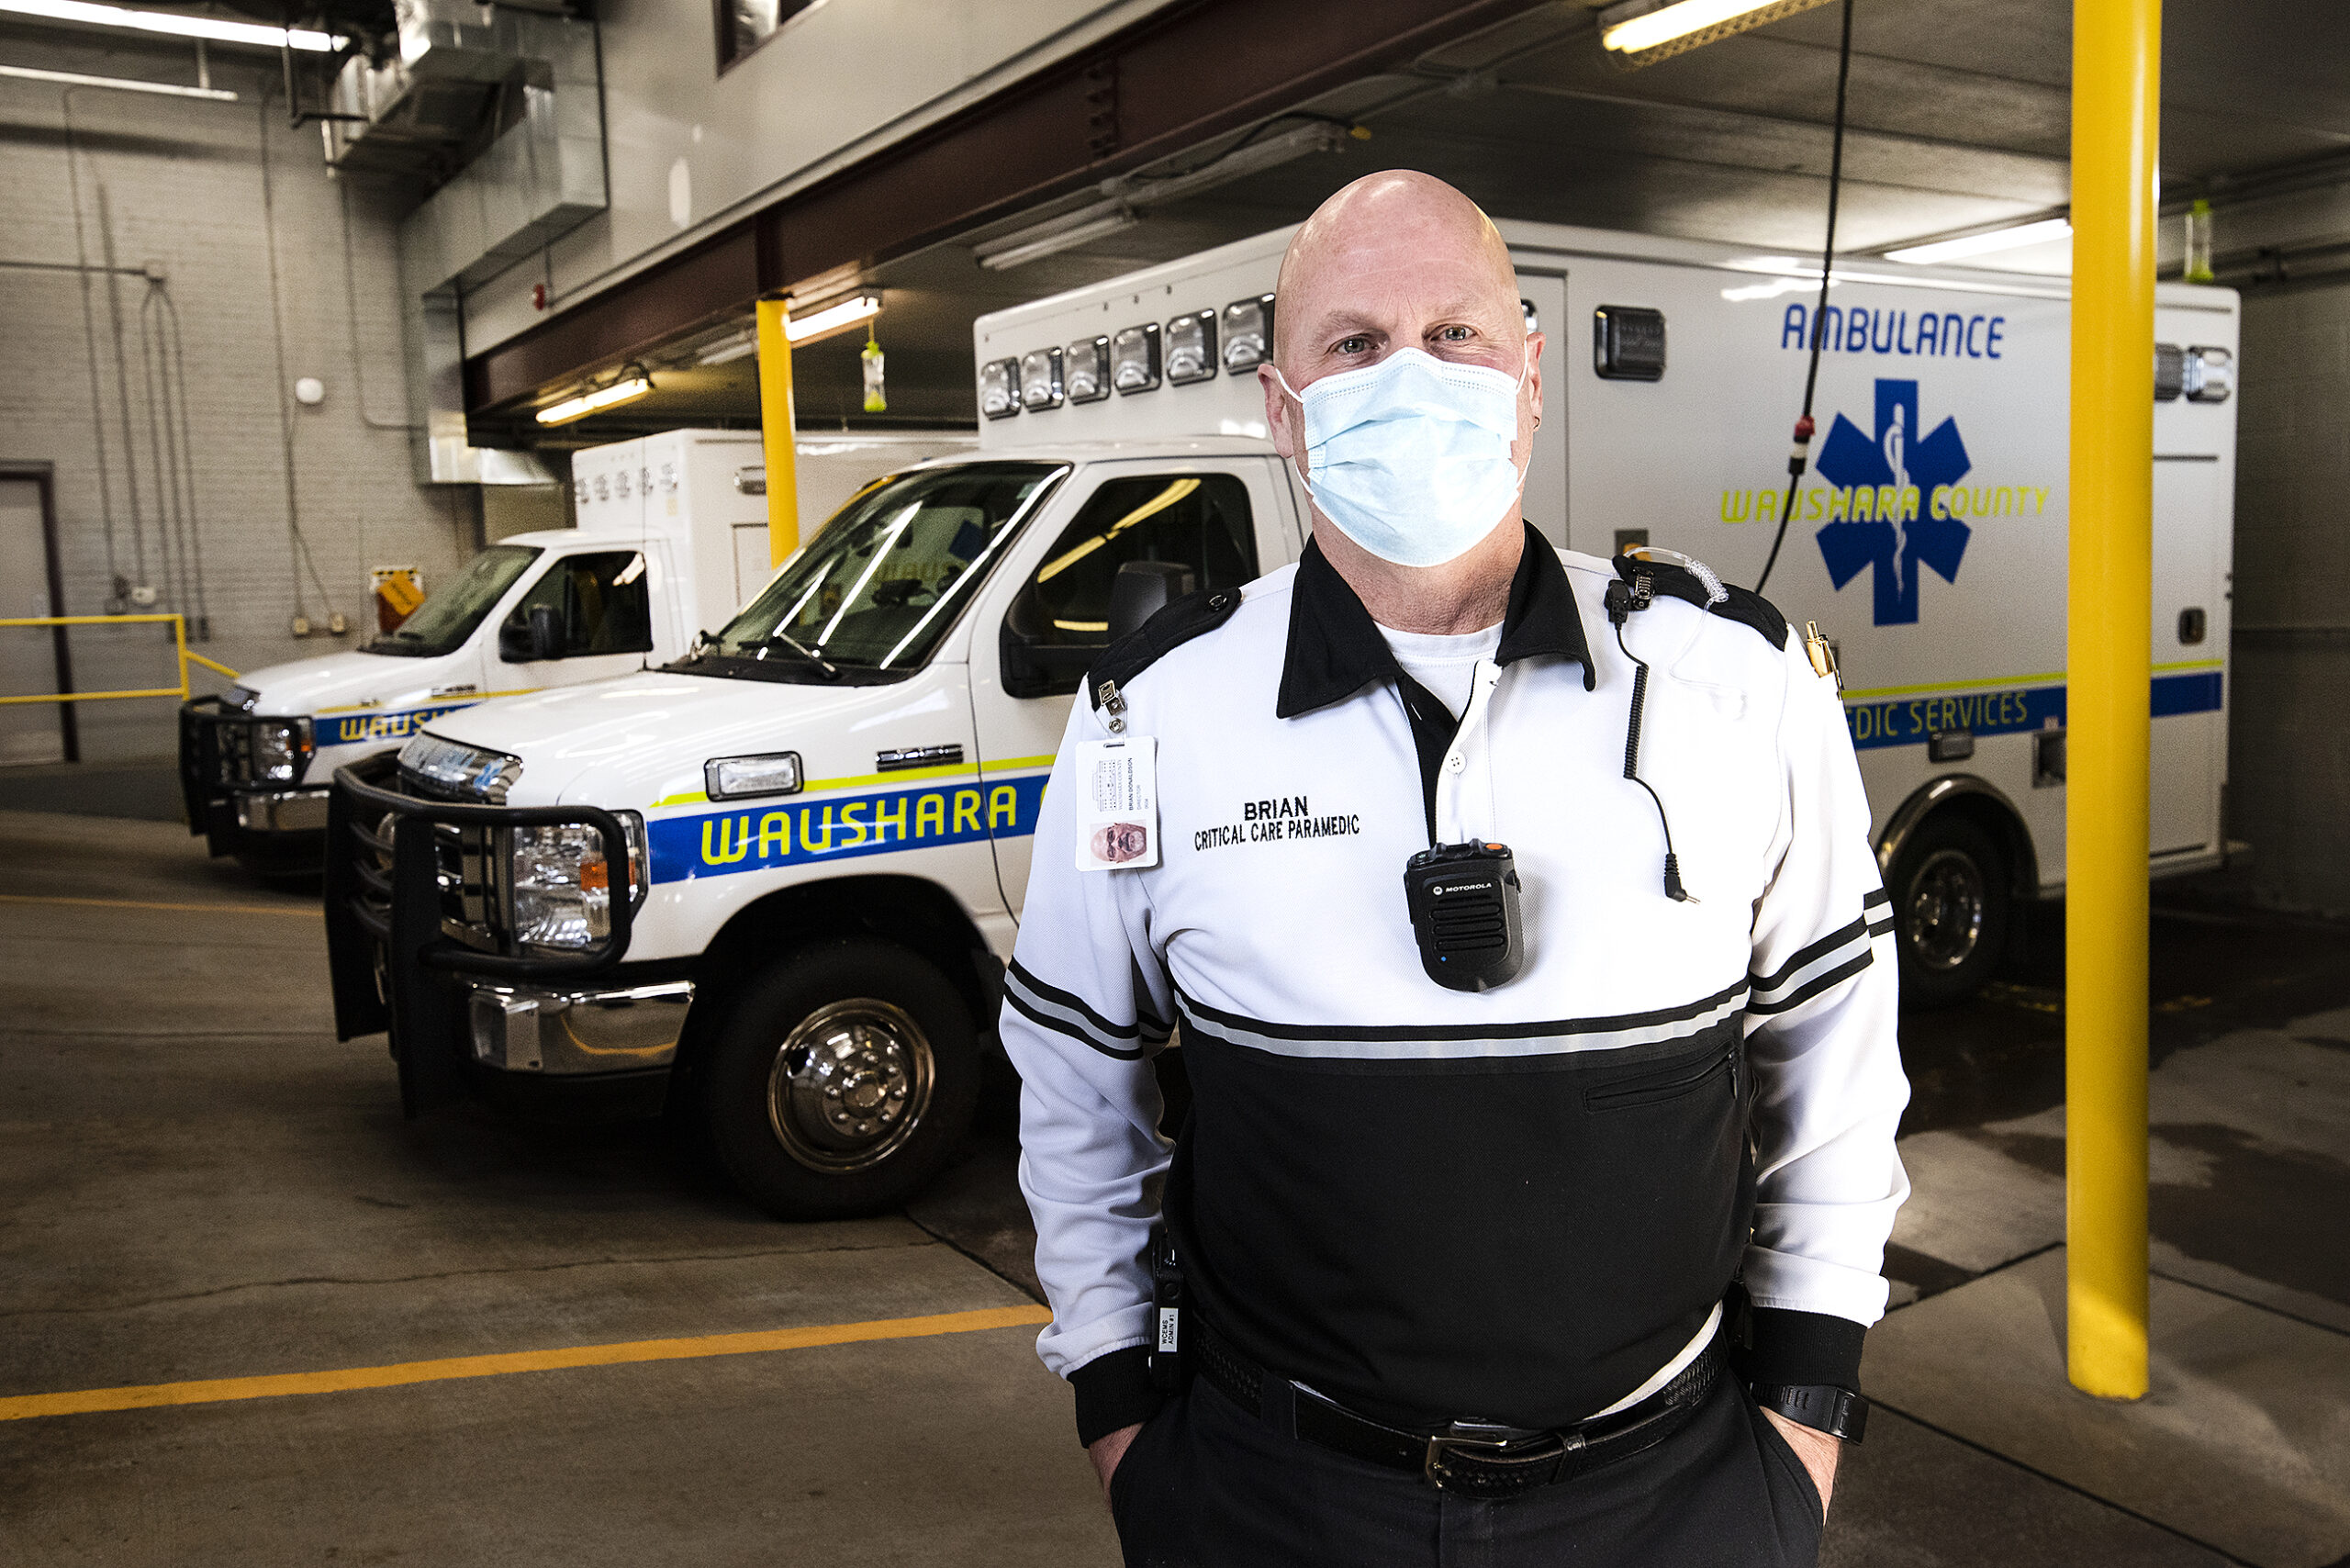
left=0, top=892, right=317, bottom=918
left=0, top=1304, right=1052, bottom=1422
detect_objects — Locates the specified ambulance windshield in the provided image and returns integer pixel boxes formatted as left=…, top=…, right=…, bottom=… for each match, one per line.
left=688, top=461, right=1066, bottom=678
left=364, top=545, right=541, bottom=657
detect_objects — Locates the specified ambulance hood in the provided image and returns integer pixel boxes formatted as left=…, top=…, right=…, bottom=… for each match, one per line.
left=420, top=666, right=976, bottom=810
left=238, top=648, right=479, bottom=719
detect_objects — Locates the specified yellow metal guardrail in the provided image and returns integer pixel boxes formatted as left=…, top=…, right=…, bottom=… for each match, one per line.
left=0, top=614, right=241, bottom=706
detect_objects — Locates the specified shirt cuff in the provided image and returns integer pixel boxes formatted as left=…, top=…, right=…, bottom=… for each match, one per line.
left=1739, top=1306, right=1867, bottom=1392
left=1071, top=1345, right=1162, bottom=1447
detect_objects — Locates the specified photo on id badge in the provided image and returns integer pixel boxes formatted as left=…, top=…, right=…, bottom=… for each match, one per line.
left=1076, top=737, right=1159, bottom=871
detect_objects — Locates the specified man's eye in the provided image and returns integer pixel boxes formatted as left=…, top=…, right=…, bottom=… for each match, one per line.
left=1437, top=325, right=1474, bottom=342
left=1335, top=336, right=1373, bottom=355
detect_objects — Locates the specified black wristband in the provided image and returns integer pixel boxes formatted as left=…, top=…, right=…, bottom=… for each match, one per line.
left=1750, top=1382, right=1869, bottom=1443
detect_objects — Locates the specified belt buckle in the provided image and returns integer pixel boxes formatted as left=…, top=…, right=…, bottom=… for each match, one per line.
left=1423, top=1420, right=1574, bottom=1494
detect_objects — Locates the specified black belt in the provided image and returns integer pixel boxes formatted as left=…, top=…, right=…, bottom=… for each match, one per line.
left=1192, top=1319, right=1725, bottom=1498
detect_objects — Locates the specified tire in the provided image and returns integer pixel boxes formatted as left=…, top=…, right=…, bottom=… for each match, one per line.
left=699, top=939, right=979, bottom=1220
left=1886, top=814, right=2010, bottom=1010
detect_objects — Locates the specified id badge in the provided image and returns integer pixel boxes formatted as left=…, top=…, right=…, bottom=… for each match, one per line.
left=1074, top=736, right=1159, bottom=871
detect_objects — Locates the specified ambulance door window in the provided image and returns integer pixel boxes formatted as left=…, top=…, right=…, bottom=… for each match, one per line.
left=507, top=551, right=655, bottom=658
left=1000, top=473, right=1257, bottom=699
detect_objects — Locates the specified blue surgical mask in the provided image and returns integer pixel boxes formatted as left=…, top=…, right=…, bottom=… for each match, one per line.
left=1273, top=347, right=1529, bottom=568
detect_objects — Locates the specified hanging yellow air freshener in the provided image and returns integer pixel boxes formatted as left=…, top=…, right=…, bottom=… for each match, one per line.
left=861, top=330, right=887, bottom=413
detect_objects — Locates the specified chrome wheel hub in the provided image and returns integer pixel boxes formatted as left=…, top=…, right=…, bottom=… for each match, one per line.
left=1905, top=848, right=1986, bottom=971
left=767, top=999, right=934, bottom=1173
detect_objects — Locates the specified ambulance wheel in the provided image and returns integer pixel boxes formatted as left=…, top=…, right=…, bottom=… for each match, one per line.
left=1888, top=815, right=2009, bottom=1010
left=701, top=940, right=979, bottom=1220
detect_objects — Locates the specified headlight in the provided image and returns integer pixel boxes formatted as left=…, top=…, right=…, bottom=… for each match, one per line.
left=509, top=813, right=645, bottom=950
left=251, top=718, right=314, bottom=785
left=704, top=751, right=801, bottom=801
left=400, top=733, right=520, bottom=801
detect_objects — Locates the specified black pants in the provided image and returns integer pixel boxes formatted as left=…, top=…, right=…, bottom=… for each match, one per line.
left=1109, top=1372, right=1824, bottom=1568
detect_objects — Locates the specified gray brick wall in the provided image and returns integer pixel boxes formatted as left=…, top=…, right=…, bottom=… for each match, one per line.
left=2227, top=279, right=2350, bottom=915
left=0, top=35, right=471, bottom=763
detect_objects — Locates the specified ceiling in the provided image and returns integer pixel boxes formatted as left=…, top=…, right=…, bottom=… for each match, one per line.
left=543, top=0, right=2350, bottom=443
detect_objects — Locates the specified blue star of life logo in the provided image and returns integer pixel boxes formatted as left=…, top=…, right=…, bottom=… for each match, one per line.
left=1814, top=379, right=1972, bottom=625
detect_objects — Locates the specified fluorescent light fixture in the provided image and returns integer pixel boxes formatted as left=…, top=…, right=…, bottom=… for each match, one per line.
left=975, top=207, right=1139, bottom=273
left=1125, top=120, right=1355, bottom=207
left=0, top=0, right=341, bottom=50
left=785, top=295, right=880, bottom=345
left=696, top=330, right=757, bottom=366
left=1721, top=274, right=1841, bottom=303
left=974, top=119, right=1356, bottom=273
left=0, top=62, right=236, bottom=98
left=1886, top=217, right=2074, bottom=266
left=1598, top=0, right=1835, bottom=62
left=536, top=373, right=653, bottom=426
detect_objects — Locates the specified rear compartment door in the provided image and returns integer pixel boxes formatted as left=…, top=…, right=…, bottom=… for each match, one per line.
left=2150, top=454, right=2228, bottom=860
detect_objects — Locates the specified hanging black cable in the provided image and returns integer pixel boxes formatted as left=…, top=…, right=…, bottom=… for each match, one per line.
left=1754, top=0, right=1856, bottom=597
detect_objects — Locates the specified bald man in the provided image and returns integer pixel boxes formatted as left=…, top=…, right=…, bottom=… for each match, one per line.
left=1001, top=172, right=1908, bottom=1567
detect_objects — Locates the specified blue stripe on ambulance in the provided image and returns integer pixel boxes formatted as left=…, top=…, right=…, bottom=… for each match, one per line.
left=1844, top=669, right=2221, bottom=752
left=647, top=773, right=1049, bottom=884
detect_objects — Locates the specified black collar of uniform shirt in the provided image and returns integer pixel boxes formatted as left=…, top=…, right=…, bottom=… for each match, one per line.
left=1277, top=521, right=1594, bottom=842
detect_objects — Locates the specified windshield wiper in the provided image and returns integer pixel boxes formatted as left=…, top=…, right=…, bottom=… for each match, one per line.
left=760, top=629, right=840, bottom=680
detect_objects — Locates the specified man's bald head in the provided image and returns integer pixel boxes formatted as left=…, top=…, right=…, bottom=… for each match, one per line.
left=1254, top=168, right=1547, bottom=632
left=1271, top=172, right=1518, bottom=369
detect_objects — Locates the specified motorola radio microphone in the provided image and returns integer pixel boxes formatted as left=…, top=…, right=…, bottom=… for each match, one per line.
left=1403, top=841, right=1525, bottom=991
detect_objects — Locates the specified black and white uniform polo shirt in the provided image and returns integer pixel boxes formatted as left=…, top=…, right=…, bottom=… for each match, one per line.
left=1002, top=524, right=1911, bottom=1447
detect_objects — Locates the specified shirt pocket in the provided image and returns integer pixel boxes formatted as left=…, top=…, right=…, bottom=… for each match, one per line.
left=1581, top=1036, right=1739, bottom=1112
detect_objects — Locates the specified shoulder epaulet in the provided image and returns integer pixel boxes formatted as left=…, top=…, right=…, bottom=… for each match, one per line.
left=1610, top=556, right=1788, bottom=651
left=1084, top=588, right=1244, bottom=709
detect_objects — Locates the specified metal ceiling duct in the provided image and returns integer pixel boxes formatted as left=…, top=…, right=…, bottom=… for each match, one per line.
left=362, top=1, right=605, bottom=484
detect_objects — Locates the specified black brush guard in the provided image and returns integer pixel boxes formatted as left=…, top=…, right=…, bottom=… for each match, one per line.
left=324, top=753, right=639, bottom=1117
left=177, top=696, right=230, bottom=837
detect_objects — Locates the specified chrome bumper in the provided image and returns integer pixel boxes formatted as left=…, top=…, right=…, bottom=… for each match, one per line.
left=467, top=979, right=694, bottom=1075
left=234, top=788, right=331, bottom=834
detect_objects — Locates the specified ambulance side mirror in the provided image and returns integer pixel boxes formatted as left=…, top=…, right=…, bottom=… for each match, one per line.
left=499, top=604, right=564, bottom=663
left=1107, top=561, right=1196, bottom=644
left=999, top=585, right=1094, bottom=700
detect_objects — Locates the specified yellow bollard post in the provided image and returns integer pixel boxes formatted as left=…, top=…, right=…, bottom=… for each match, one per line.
left=2066, top=0, right=2158, bottom=1400
left=755, top=296, right=801, bottom=568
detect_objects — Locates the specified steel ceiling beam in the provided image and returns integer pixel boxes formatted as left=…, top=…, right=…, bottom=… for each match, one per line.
left=464, top=0, right=1558, bottom=417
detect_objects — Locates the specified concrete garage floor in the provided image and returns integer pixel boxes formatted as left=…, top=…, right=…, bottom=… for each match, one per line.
left=2, top=801, right=2346, bottom=1566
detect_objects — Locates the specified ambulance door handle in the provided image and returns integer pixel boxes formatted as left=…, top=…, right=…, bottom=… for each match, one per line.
left=2177, top=607, right=2207, bottom=645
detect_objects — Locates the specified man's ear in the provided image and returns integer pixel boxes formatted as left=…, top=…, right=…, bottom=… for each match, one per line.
left=1524, top=329, right=1547, bottom=432
left=1259, top=364, right=1299, bottom=461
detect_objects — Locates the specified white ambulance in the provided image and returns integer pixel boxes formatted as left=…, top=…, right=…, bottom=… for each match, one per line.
left=325, top=220, right=2235, bottom=1215
left=180, top=429, right=970, bottom=876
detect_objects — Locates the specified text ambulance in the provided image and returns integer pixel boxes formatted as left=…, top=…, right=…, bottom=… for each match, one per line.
left=324, top=220, right=2234, bottom=1215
